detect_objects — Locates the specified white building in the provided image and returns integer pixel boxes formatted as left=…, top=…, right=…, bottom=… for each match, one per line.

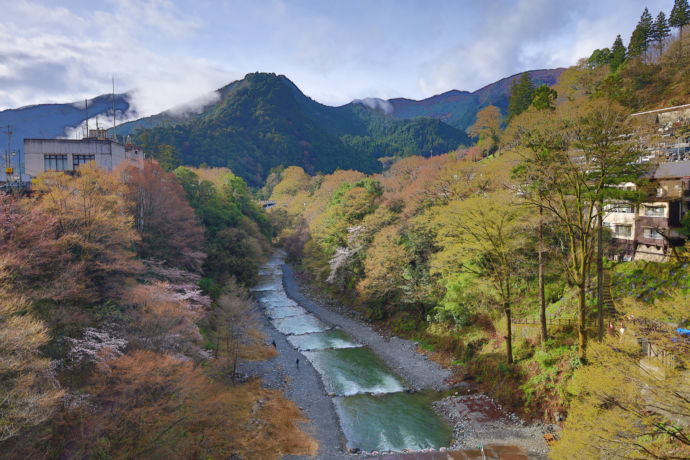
left=24, top=135, right=143, bottom=178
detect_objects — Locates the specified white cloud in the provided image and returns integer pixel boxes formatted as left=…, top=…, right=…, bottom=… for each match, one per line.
left=0, top=0, right=229, bottom=117
left=352, top=97, right=394, bottom=114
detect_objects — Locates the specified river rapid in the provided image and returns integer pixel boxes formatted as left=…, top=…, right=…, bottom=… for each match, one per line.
left=252, top=252, right=452, bottom=454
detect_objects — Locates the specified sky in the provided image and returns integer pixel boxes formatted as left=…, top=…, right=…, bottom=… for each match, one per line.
left=0, top=0, right=671, bottom=117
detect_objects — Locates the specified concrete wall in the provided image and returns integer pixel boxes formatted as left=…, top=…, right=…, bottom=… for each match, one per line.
left=24, top=138, right=130, bottom=177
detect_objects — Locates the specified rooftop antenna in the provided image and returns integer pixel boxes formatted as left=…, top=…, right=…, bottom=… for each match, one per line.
left=112, top=75, right=117, bottom=143
left=85, top=98, right=89, bottom=139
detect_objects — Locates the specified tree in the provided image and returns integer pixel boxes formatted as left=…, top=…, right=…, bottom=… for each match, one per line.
left=78, top=350, right=315, bottom=459
left=433, top=191, right=528, bottom=364
left=610, top=35, right=627, bottom=71
left=154, top=144, right=182, bottom=171
left=32, top=163, right=141, bottom=302
left=0, top=258, right=63, bottom=442
left=511, top=111, right=568, bottom=346
left=121, top=160, right=205, bottom=272
left=508, top=73, right=536, bottom=119
left=551, top=337, right=690, bottom=459
left=652, top=11, right=672, bottom=55
left=466, top=105, right=503, bottom=156
left=531, top=85, right=558, bottom=111
left=629, top=8, right=654, bottom=59
left=587, top=48, right=612, bottom=69
left=670, top=0, right=690, bottom=53
left=513, top=101, right=642, bottom=360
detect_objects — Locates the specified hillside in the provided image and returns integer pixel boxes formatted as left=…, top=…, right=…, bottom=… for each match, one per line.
left=362, top=68, right=565, bottom=132
left=0, top=93, right=132, bottom=149
left=128, top=73, right=470, bottom=186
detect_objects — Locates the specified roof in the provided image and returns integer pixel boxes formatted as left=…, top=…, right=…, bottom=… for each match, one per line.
left=653, top=160, right=690, bottom=179
left=630, top=103, right=690, bottom=117
left=24, top=138, right=118, bottom=144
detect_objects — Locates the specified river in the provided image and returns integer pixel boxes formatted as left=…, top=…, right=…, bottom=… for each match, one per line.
left=252, top=252, right=453, bottom=453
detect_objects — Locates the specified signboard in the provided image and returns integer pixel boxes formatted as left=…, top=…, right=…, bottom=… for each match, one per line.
left=5, top=167, right=13, bottom=174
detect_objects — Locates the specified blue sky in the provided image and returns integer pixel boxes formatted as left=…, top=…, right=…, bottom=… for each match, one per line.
left=0, top=0, right=671, bottom=116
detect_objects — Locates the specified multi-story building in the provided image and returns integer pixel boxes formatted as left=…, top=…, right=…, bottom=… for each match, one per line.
left=23, top=131, right=144, bottom=178
left=606, top=161, right=690, bottom=262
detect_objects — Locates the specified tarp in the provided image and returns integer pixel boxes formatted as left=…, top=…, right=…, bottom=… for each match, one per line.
left=677, top=328, right=690, bottom=337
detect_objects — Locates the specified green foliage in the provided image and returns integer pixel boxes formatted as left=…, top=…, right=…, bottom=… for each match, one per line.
left=173, top=166, right=271, bottom=283
left=670, top=0, right=690, bottom=30
left=628, top=8, right=654, bottom=58
left=134, top=73, right=467, bottom=186
left=508, top=73, right=535, bottom=119
left=530, top=85, right=558, bottom=110
left=431, top=273, right=488, bottom=326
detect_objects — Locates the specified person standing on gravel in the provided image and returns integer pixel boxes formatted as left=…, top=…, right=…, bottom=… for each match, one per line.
left=296, top=358, right=300, bottom=369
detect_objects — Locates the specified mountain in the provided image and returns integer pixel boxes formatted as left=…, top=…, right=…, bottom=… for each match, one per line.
left=127, top=73, right=470, bottom=186
left=0, top=94, right=133, bottom=153
left=354, top=69, right=565, bottom=132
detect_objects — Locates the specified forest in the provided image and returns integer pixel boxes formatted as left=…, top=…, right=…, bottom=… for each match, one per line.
left=263, top=5, right=690, bottom=458
left=132, top=72, right=469, bottom=186
left=3, top=2, right=690, bottom=459
left=0, top=160, right=316, bottom=458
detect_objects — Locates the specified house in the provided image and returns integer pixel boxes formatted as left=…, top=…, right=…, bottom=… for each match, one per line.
left=604, top=162, right=690, bottom=262
left=24, top=131, right=144, bottom=178
left=633, top=161, right=690, bottom=261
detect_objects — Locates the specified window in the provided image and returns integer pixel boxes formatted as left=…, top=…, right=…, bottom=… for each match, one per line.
left=606, top=203, right=634, bottom=213
left=44, top=154, right=67, bottom=171
left=73, top=154, right=95, bottom=169
left=643, top=227, right=664, bottom=239
left=643, top=205, right=665, bottom=217
left=614, top=224, right=632, bottom=237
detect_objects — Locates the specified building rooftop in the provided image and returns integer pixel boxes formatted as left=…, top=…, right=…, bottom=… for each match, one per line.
left=653, top=160, right=690, bottom=179
left=24, top=137, right=120, bottom=144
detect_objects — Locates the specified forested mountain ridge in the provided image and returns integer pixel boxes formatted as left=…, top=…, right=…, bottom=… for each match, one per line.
left=129, top=72, right=470, bottom=186
left=0, top=93, right=131, bottom=150
left=364, top=68, right=565, bottom=131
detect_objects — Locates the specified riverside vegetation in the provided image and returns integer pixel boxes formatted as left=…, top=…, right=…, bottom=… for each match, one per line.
left=2, top=4, right=690, bottom=459
left=264, top=7, right=690, bottom=459
left=0, top=160, right=316, bottom=458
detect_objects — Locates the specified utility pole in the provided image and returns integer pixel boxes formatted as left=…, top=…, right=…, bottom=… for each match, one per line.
left=4, top=125, right=13, bottom=185
left=112, top=75, right=117, bottom=142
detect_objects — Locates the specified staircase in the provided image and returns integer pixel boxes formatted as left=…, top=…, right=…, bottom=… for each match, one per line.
left=602, top=271, right=617, bottom=317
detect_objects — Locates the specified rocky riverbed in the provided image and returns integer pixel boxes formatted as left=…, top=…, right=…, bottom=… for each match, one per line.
left=240, top=252, right=551, bottom=459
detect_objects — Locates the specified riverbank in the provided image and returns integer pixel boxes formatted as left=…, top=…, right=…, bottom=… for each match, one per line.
left=283, top=262, right=551, bottom=459
left=282, top=264, right=452, bottom=391
left=241, top=254, right=550, bottom=459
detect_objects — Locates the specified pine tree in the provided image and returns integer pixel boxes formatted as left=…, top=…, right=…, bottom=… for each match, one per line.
left=670, top=0, right=690, bottom=55
left=628, top=8, right=654, bottom=59
left=653, top=11, right=671, bottom=55
left=610, top=34, right=627, bottom=70
left=508, top=73, right=535, bottom=119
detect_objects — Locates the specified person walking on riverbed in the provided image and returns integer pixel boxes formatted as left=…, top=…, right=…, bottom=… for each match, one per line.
left=272, top=340, right=277, bottom=349
left=296, top=358, right=300, bottom=369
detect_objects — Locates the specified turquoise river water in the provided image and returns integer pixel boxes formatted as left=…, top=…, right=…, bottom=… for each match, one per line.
left=252, top=253, right=452, bottom=453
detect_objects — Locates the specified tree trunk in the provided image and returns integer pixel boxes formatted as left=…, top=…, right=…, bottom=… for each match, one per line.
left=597, top=206, right=604, bottom=342
left=505, top=301, right=513, bottom=364
left=578, top=282, right=588, bottom=363
left=538, top=205, right=548, bottom=346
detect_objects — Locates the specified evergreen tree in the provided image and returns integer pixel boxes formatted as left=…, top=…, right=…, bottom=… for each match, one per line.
left=531, top=85, right=558, bottom=111
left=586, top=48, right=612, bottom=68
left=628, top=8, right=654, bottom=59
left=610, top=34, right=627, bottom=70
left=508, top=73, right=535, bottom=119
left=670, top=0, right=690, bottom=54
left=653, top=11, right=671, bottom=55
